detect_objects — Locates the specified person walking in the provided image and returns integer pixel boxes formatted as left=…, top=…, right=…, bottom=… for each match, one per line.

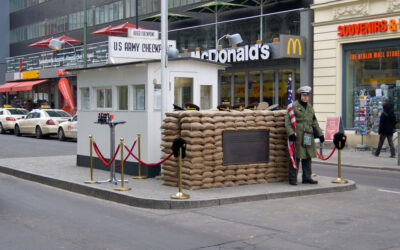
left=372, top=102, right=396, bottom=158
left=285, top=86, right=325, bottom=185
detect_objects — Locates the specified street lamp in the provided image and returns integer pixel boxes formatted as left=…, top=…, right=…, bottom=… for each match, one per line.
left=217, top=33, right=243, bottom=49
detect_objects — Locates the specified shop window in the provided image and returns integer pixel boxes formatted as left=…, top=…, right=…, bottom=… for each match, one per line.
left=174, top=77, right=193, bottom=107
left=200, top=85, right=212, bottom=110
left=96, top=88, right=112, bottom=109
left=344, top=44, right=400, bottom=130
left=117, top=86, right=128, bottom=110
left=278, top=69, right=293, bottom=110
left=80, top=88, right=90, bottom=110
left=262, top=70, right=275, bottom=106
left=234, top=72, right=245, bottom=105
left=220, top=73, right=231, bottom=104
left=133, top=85, right=145, bottom=110
left=248, top=71, right=260, bottom=105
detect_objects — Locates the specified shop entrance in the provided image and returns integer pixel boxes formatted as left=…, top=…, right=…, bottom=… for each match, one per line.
left=220, top=68, right=299, bottom=109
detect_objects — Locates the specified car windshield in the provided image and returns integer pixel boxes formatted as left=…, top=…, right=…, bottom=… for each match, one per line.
left=8, top=109, right=28, bottom=115
left=45, top=110, right=71, bottom=117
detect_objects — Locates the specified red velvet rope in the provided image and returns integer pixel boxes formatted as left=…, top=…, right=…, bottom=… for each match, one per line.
left=124, top=145, right=173, bottom=166
left=316, top=146, right=336, bottom=161
left=115, top=140, right=137, bottom=168
left=93, top=141, right=120, bottom=166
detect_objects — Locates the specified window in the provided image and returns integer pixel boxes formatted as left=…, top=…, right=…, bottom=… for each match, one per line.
left=80, top=88, right=90, bottom=110
left=174, top=77, right=193, bottom=107
left=154, top=84, right=161, bottom=110
left=200, top=85, right=212, bottom=110
left=117, top=86, right=128, bottom=110
left=220, top=73, right=231, bottom=104
left=96, top=88, right=112, bottom=108
left=133, top=85, right=145, bottom=110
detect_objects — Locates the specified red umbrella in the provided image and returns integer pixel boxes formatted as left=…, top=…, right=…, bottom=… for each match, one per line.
left=28, top=37, right=53, bottom=47
left=109, top=22, right=146, bottom=34
left=91, top=25, right=124, bottom=35
left=55, top=35, right=82, bottom=44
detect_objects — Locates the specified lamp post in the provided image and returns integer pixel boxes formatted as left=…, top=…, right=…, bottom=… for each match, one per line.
left=161, top=0, right=168, bottom=121
left=83, top=0, right=87, bottom=68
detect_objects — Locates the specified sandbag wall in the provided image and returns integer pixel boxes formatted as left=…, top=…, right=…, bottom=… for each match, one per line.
left=160, top=110, right=290, bottom=190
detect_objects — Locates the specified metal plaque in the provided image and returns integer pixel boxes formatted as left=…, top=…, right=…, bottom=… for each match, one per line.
left=222, top=130, right=269, bottom=165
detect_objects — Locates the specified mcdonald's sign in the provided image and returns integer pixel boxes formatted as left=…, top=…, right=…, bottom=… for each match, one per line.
left=280, top=35, right=305, bottom=58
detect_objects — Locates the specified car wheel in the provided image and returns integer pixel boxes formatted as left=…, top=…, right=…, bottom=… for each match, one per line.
left=58, top=128, right=66, bottom=141
left=15, top=125, right=21, bottom=136
left=35, top=126, right=43, bottom=139
left=0, top=123, right=4, bottom=134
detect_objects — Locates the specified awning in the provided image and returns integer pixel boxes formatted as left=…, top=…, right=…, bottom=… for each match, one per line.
left=0, top=82, right=21, bottom=92
left=0, top=79, right=48, bottom=93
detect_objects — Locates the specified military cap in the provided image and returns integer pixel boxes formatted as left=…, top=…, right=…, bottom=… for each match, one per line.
left=297, top=86, right=312, bottom=95
left=217, top=104, right=232, bottom=111
left=184, top=103, right=200, bottom=111
left=233, top=103, right=245, bottom=111
left=173, top=104, right=185, bottom=111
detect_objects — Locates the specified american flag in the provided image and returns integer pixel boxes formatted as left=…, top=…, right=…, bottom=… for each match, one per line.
left=287, top=76, right=298, bottom=169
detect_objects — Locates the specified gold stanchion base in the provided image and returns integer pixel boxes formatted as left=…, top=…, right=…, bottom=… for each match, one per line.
left=311, top=173, right=317, bottom=177
left=114, top=187, right=132, bottom=191
left=331, top=178, right=348, bottom=184
left=132, top=176, right=147, bottom=179
left=84, top=180, right=97, bottom=184
left=171, top=192, right=190, bottom=199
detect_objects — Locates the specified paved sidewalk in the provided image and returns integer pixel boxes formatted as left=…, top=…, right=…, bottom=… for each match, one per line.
left=0, top=155, right=355, bottom=209
left=313, top=147, right=400, bottom=171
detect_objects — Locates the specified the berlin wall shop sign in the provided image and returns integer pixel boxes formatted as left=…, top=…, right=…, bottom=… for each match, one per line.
left=109, top=36, right=176, bottom=60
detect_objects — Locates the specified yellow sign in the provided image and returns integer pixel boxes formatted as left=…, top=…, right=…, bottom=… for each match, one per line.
left=41, top=105, right=51, bottom=109
left=22, top=71, right=39, bottom=79
left=287, top=38, right=302, bottom=56
left=3, top=104, right=12, bottom=108
left=280, top=35, right=304, bottom=58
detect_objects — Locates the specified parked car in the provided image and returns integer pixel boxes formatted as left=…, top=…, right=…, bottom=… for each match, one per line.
left=57, top=115, right=78, bottom=141
left=0, top=106, right=28, bottom=134
left=15, top=108, right=71, bottom=139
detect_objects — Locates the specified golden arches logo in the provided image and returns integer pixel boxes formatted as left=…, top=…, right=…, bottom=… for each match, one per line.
left=287, top=38, right=302, bottom=56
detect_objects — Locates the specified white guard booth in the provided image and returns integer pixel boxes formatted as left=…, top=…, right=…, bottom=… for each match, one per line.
left=75, top=57, right=226, bottom=177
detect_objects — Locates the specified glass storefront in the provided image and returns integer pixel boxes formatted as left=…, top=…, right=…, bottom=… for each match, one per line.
left=220, top=67, right=299, bottom=109
left=170, top=9, right=300, bottom=52
left=343, top=39, right=400, bottom=131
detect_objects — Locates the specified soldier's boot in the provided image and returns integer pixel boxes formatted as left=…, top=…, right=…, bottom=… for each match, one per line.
left=288, top=160, right=299, bottom=185
left=301, top=158, right=318, bottom=184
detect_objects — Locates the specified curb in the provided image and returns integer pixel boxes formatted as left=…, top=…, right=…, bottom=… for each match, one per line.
left=313, top=160, right=400, bottom=172
left=0, top=165, right=356, bottom=209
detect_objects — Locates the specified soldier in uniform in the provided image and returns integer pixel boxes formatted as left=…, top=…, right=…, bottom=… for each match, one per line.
left=285, top=86, right=325, bottom=185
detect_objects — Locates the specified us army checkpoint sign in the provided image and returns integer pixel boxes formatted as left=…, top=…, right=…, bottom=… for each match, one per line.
left=108, top=36, right=176, bottom=60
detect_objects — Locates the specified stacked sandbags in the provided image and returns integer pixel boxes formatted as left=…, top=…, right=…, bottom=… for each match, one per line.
left=160, top=109, right=290, bottom=190
left=160, top=112, right=180, bottom=187
left=267, top=110, right=290, bottom=182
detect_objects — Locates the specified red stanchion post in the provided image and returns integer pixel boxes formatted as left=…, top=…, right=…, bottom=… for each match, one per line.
left=171, top=147, right=190, bottom=200
left=85, top=135, right=97, bottom=184
left=133, top=133, right=146, bottom=179
left=115, top=138, right=131, bottom=191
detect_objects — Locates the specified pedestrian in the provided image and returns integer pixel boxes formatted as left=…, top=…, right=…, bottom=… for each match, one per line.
left=285, top=86, right=325, bottom=185
left=372, top=102, right=396, bottom=158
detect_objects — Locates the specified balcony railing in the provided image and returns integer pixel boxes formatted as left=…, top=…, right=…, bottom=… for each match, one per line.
left=6, top=41, right=109, bottom=73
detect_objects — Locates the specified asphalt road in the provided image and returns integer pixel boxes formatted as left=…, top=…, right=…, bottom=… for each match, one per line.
left=0, top=133, right=76, bottom=158
left=313, top=163, right=400, bottom=190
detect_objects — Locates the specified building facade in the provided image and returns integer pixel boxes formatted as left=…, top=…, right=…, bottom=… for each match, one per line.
left=3, top=0, right=313, bottom=112
left=312, top=0, right=400, bottom=147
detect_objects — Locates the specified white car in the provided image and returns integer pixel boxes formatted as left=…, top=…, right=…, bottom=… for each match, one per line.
left=0, top=107, right=28, bottom=134
left=57, top=115, right=78, bottom=141
left=15, top=108, right=71, bottom=139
